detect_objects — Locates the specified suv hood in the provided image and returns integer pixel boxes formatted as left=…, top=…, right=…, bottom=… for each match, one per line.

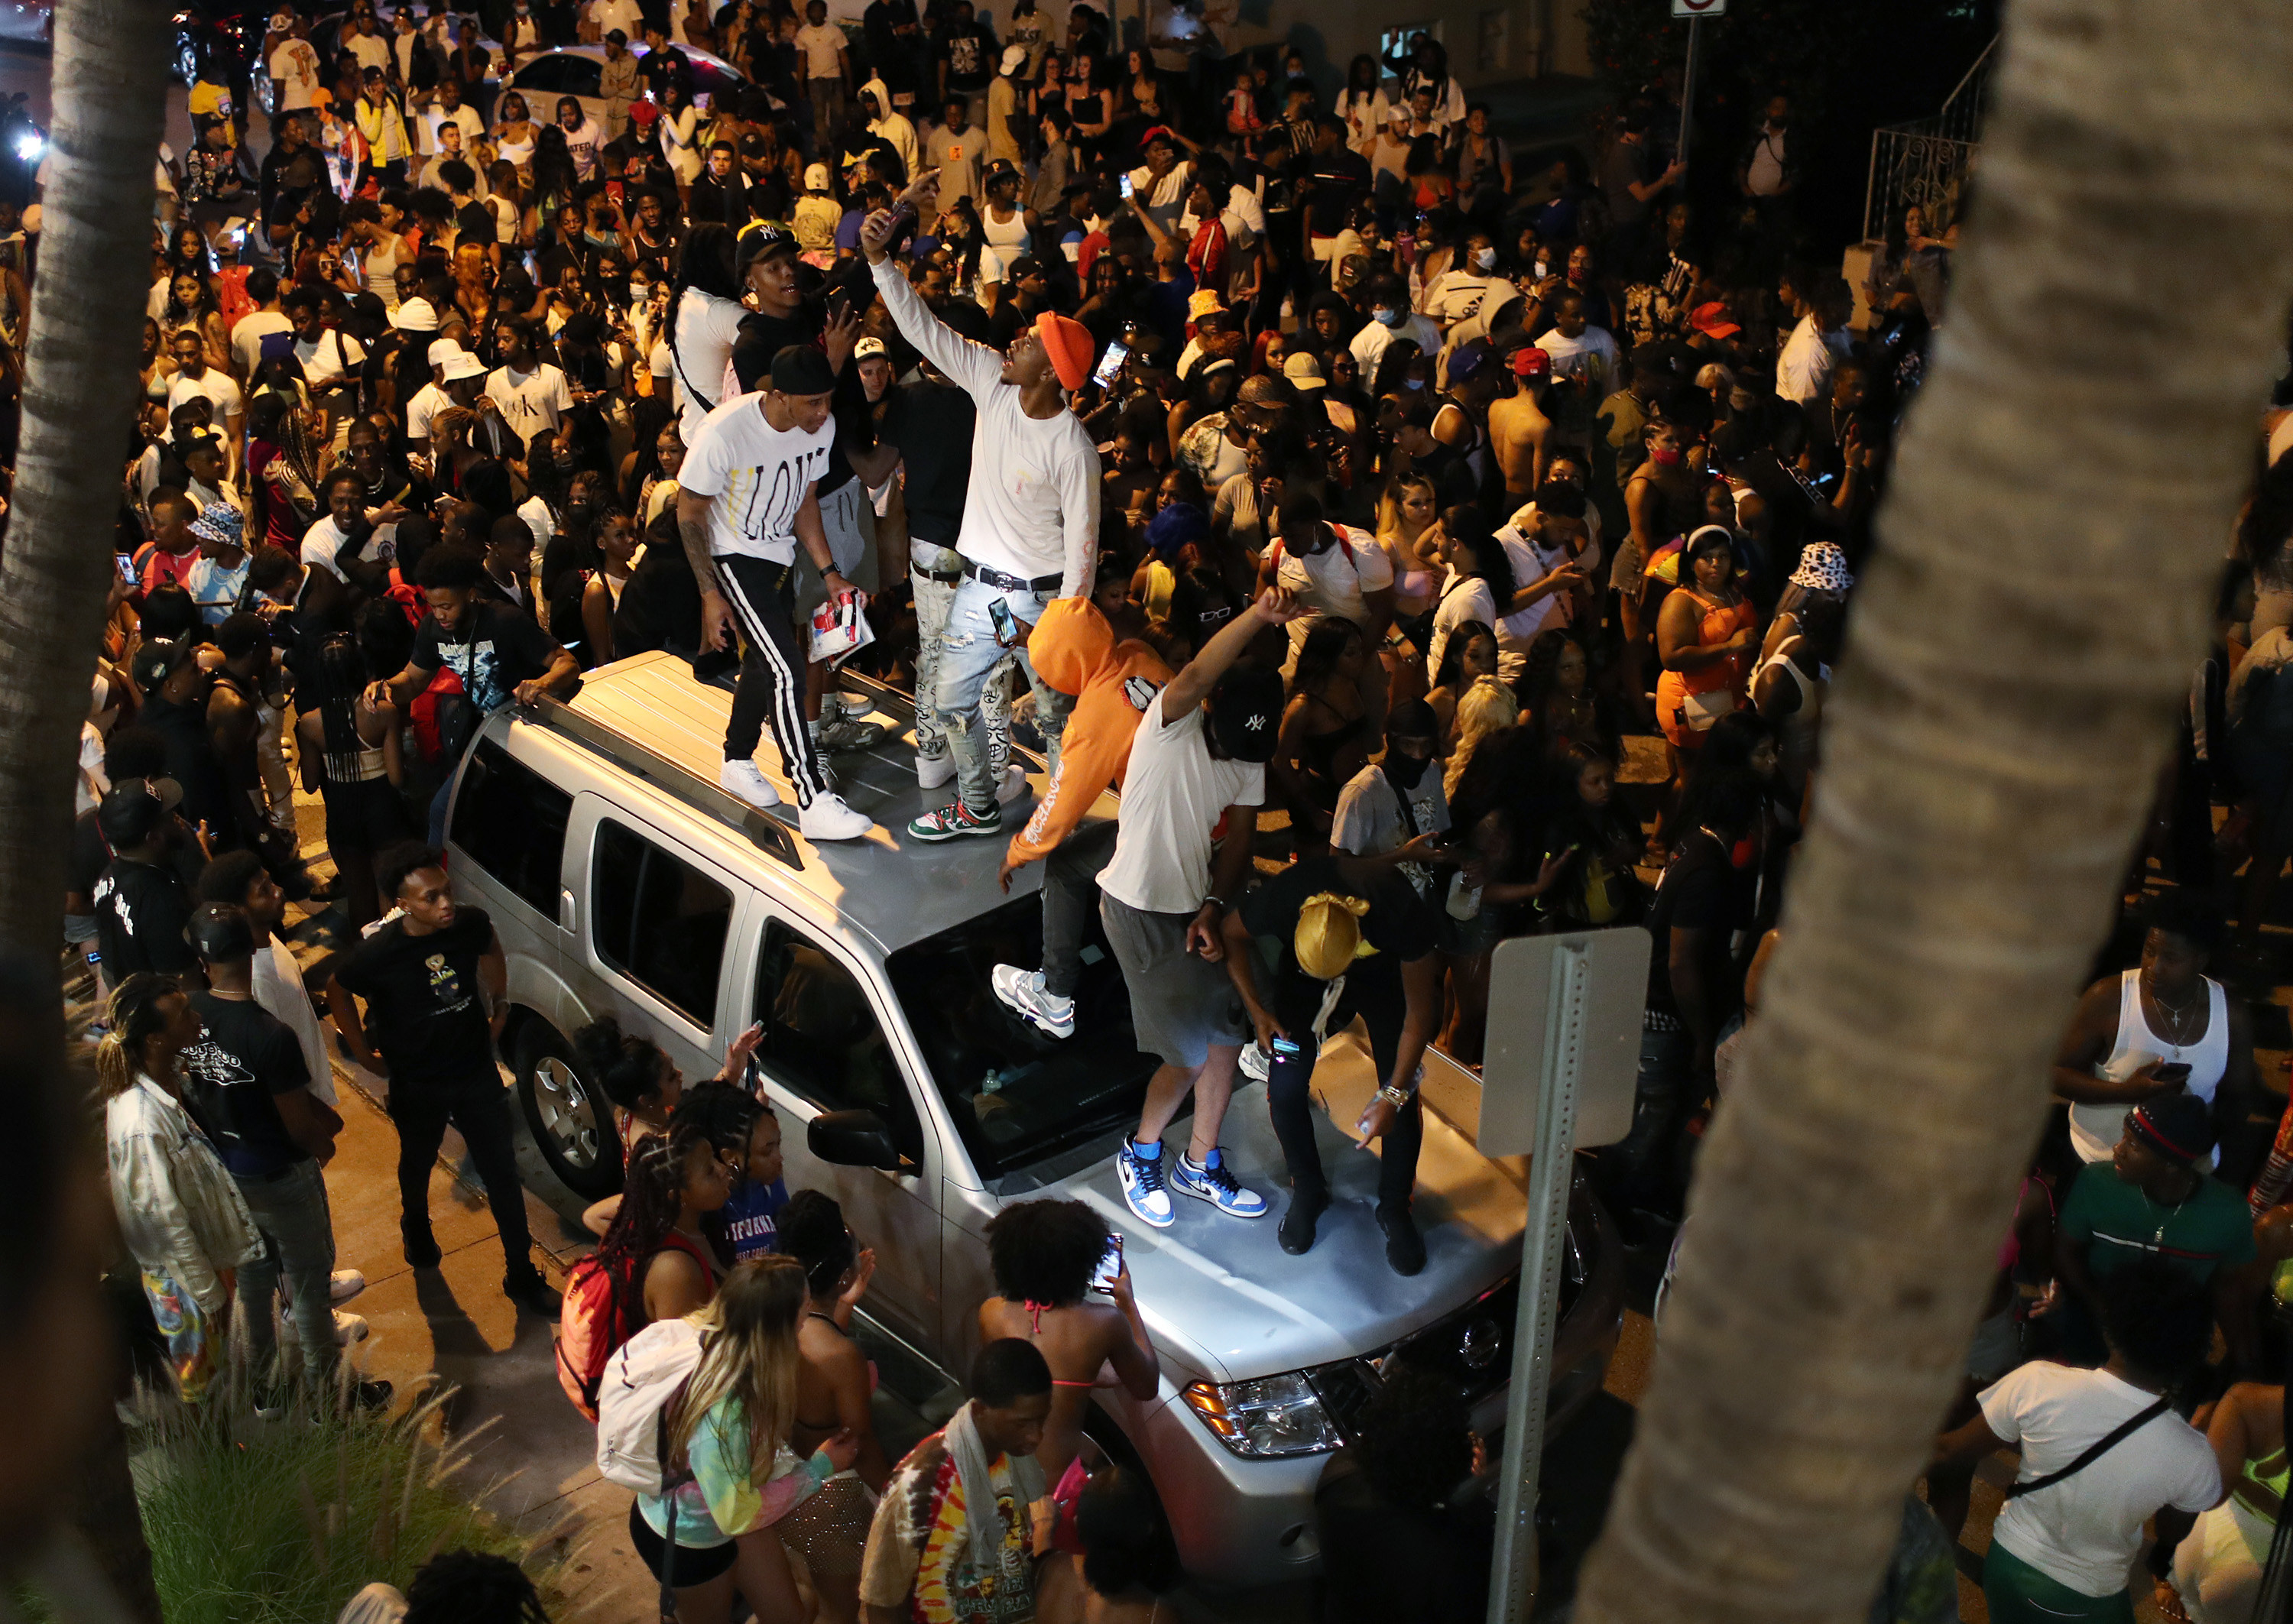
left=1049, top=1033, right=1529, bottom=1386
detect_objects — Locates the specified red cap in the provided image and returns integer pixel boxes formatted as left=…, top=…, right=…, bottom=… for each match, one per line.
left=1511, top=345, right=1551, bottom=378
left=1689, top=300, right=1740, bottom=339
left=1035, top=311, right=1095, bottom=392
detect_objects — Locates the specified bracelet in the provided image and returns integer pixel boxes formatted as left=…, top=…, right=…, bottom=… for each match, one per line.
left=1377, top=1084, right=1414, bottom=1108
left=1201, top=896, right=1225, bottom=912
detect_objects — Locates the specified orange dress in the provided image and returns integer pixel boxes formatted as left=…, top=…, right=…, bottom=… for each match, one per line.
left=1656, top=587, right=1756, bottom=747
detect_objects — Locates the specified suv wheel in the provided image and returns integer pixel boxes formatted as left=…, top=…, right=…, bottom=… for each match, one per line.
left=514, top=1024, right=623, bottom=1200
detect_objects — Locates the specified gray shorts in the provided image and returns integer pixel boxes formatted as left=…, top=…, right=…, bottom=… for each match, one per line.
left=1102, top=893, right=1247, bottom=1069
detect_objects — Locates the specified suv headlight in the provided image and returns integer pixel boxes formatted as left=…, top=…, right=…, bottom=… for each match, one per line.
left=1182, top=1374, right=1341, bottom=1458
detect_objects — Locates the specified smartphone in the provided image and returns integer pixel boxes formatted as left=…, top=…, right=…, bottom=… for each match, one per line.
left=1119, top=171, right=1134, bottom=200
left=1270, top=1035, right=1303, bottom=1059
left=116, top=553, right=139, bottom=585
left=1091, top=338, right=1129, bottom=389
left=1090, top=1233, right=1124, bottom=1294
left=988, top=597, right=1020, bottom=647
left=827, top=288, right=853, bottom=326
left=2153, top=1062, right=2193, bottom=1084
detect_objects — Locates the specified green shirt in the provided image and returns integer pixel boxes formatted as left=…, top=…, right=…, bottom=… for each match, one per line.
left=2060, top=1161, right=2256, bottom=1285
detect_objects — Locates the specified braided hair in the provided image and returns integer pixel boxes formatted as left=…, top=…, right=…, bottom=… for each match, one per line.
left=95, top=974, right=183, bottom=1100
left=595, top=1120, right=714, bottom=1314
left=777, top=1188, right=856, bottom=1302
left=673, top=1080, right=767, bottom=1263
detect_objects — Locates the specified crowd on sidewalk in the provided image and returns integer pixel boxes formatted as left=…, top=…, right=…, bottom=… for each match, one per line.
left=44, top=0, right=2293, bottom=1619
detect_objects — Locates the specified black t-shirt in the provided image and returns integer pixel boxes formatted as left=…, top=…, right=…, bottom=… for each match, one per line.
left=411, top=598, right=563, bottom=715
left=1643, top=829, right=1743, bottom=1015
left=879, top=376, right=975, bottom=547
left=1302, top=146, right=1372, bottom=238
left=1238, top=856, right=1436, bottom=1036
left=332, top=906, right=498, bottom=1090
left=93, top=856, right=197, bottom=978
left=938, top=21, right=992, bottom=92
left=182, top=990, right=313, bottom=1177
left=1315, top=1455, right=1493, bottom=1624
left=730, top=303, right=871, bottom=494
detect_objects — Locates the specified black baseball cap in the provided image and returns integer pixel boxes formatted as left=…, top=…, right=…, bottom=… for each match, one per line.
left=770, top=343, right=838, bottom=396
left=185, top=902, right=258, bottom=962
left=1007, top=254, right=1046, bottom=283
left=1208, top=667, right=1284, bottom=763
left=735, top=221, right=799, bottom=268
left=97, top=781, right=172, bottom=848
left=130, top=637, right=199, bottom=692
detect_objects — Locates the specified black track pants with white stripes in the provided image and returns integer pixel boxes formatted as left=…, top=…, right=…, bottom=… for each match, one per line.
left=717, top=553, right=830, bottom=810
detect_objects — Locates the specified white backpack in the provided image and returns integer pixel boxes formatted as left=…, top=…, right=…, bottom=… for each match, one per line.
left=595, top=1317, right=704, bottom=1496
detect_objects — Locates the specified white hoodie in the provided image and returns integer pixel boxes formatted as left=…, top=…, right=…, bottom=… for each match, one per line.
left=862, top=76, right=919, bottom=180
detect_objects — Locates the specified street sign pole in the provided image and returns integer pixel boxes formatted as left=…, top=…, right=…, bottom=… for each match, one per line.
left=1677, top=13, right=1703, bottom=168
left=1479, top=931, right=1648, bottom=1624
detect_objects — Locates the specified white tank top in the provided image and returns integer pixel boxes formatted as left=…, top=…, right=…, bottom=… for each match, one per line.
left=2069, top=970, right=2229, bottom=1163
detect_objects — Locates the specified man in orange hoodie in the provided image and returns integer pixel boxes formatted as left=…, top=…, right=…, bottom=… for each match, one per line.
left=990, top=597, right=1172, bottom=1039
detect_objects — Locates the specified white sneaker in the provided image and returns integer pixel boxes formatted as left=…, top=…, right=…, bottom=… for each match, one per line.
left=282, top=1310, right=368, bottom=1346
left=329, top=1269, right=365, bottom=1304
left=720, top=758, right=783, bottom=809
left=994, top=763, right=1031, bottom=806
left=1238, top=1042, right=1270, bottom=1083
left=917, top=753, right=956, bottom=789
left=799, top=793, right=874, bottom=841
left=991, top=964, right=1075, bottom=1039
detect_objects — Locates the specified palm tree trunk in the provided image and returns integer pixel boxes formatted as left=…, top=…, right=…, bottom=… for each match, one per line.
left=1575, top=2, right=2293, bottom=1619
left=0, top=0, right=174, bottom=953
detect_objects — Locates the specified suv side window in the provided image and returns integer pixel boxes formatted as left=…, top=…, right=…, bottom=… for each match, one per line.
left=449, top=741, right=572, bottom=919
left=592, top=819, right=733, bottom=1029
left=753, top=922, right=922, bottom=1159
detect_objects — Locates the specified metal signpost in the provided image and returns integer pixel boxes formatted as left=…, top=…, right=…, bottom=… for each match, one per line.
left=1478, top=929, right=1649, bottom=1624
left=1671, top=0, right=1724, bottom=164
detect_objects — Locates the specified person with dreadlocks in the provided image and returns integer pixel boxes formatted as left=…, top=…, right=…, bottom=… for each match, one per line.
left=633, top=1256, right=861, bottom=1624
left=570, top=1015, right=764, bottom=1239
left=97, top=973, right=263, bottom=1405
left=336, top=1548, right=553, bottom=1624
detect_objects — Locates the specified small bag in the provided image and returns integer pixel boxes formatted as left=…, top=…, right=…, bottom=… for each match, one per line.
left=1679, top=687, right=1737, bottom=731
left=596, top=1318, right=705, bottom=1494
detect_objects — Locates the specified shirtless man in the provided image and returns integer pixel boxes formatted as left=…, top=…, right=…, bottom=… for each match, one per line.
left=1490, top=345, right=1559, bottom=503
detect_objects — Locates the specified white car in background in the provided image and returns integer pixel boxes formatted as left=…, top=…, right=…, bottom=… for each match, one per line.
left=507, top=41, right=750, bottom=130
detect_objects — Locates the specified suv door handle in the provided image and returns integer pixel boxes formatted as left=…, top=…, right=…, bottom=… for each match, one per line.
left=559, top=887, right=577, bottom=932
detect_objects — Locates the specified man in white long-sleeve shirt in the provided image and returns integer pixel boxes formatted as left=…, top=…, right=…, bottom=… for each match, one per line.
left=861, top=190, right=1102, bottom=842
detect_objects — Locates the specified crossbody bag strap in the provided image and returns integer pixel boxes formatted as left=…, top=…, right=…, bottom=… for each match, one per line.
left=2004, top=1394, right=2172, bottom=1500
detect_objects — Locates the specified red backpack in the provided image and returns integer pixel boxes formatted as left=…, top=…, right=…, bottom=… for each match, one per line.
left=556, top=1233, right=716, bottom=1421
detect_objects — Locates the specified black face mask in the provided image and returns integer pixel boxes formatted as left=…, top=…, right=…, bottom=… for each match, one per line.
left=1383, top=748, right=1432, bottom=790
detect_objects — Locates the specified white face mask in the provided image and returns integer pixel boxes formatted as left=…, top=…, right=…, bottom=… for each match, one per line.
left=1473, top=247, right=1496, bottom=271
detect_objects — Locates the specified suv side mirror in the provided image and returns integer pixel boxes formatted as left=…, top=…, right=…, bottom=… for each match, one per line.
left=809, top=1109, right=906, bottom=1172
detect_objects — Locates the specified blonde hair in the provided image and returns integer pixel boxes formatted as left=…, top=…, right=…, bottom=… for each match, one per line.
left=96, top=973, right=182, bottom=1100
left=1295, top=891, right=1374, bottom=981
left=669, top=1255, right=807, bottom=1480
left=1445, top=676, right=1520, bottom=801
left=1376, top=471, right=1438, bottom=546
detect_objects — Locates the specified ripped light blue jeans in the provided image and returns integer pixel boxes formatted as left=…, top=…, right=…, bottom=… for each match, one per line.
left=934, top=574, right=1073, bottom=812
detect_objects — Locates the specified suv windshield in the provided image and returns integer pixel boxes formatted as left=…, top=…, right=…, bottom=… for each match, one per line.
left=885, top=890, right=1156, bottom=1181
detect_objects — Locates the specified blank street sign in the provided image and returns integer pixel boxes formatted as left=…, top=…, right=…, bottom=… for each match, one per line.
left=1477, top=929, right=1649, bottom=1156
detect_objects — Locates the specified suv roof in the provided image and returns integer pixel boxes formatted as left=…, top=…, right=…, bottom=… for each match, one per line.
left=558, top=651, right=1111, bottom=958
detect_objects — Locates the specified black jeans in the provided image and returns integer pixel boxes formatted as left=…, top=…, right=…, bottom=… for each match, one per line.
left=388, top=1071, right=540, bottom=1290
left=1266, top=971, right=1423, bottom=1211
left=718, top=553, right=831, bottom=809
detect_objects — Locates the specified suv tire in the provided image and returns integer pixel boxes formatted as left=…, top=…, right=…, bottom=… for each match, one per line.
left=513, top=1023, right=623, bottom=1201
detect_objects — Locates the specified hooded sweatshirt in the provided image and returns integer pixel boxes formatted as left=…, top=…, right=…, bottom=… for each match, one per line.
left=1007, top=598, right=1171, bottom=867
left=862, top=77, right=920, bottom=181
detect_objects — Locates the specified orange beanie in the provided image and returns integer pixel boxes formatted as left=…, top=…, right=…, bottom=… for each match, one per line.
left=1034, top=311, right=1095, bottom=393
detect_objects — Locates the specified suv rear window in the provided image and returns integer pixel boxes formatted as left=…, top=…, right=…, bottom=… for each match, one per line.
left=449, top=741, right=572, bottom=919
left=592, top=819, right=733, bottom=1029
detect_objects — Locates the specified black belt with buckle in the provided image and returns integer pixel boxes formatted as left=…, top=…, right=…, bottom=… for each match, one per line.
left=913, top=562, right=963, bottom=585
left=962, top=560, right=1062, bottom=593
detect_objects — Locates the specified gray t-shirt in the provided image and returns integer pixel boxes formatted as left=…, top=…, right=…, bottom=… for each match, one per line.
left=1331, top=763, right=1450, bottom=900
left=1600, top=138, right=1652, bottom=227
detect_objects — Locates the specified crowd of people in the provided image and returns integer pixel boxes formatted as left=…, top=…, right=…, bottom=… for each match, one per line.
left=60, top=0, right=2293, bottom=1620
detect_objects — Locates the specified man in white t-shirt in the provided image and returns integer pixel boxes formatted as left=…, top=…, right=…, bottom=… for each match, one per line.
left=1932, top=1260, right=2220, bottom=1622
left=231, top=267, right=294, bottom=380
left=676, top=343, right=873, bottom=841
left=587, top=0, right=646, bottom=42
left=268, top=16, right=323, bottom=112
left=555, top=97, right=605, bottom=182
left=1492, top=485, right=1595, bottom=674
left=484, top=319, right=575, bottom=450
left=155, top=328, right=245, bottom=465
left=301, top=468, right=395, bottom=584
left=1101, top=588, right=1296, bottom=1230
left=284, top=287, right=366, bottom=436
left=1268, top=489, right=1396, bottom=655
left=794, top=0, right=850, bottom=152
left=406, top=343, right=483, bottom=452
left=1536, top=291, right=1623, bottom=438
left=1348, top=276, right=1442, bottom=384
left=1775, top=264, right=1850, bottom=407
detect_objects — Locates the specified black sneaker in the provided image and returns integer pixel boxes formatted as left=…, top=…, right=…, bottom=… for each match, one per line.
left=350, top=1378, right=395, bottom=1412
left=505, top=1273, right=563, bottom=1317
left=1377, top=1205, right=1425, bottom=1276
left=1279, top=1188, right=1329, bottom=1256
left=404, top=1231, right=443, bottom=1269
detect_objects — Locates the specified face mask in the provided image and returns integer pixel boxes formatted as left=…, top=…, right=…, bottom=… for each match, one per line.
left=1373, top=306, right=1403, bottom=328
left=1473, top=247, right=1496, bottom=271
left=1649, top=444, right=1683, bottom=468
left=1384, top=749, right=1432, bottom=790
left=1404, top=376, right=1425, bottom=391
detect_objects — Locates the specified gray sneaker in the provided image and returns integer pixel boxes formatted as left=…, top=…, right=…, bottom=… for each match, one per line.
left=816, top=718, right=887, bottom=752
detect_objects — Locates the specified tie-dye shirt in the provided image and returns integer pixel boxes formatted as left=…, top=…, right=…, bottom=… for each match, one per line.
left=858, top=1430, right=1035, bottom=1622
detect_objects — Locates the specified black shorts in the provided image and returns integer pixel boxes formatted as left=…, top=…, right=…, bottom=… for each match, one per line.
left=627, top=1498, right=738, bottom=1587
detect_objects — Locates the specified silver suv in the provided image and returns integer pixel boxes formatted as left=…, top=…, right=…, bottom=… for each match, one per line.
left=446, top=653, right=1625, bottom=1587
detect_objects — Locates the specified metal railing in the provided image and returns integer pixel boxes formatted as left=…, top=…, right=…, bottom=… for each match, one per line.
left=1862, top=35, right=1996, bottom=242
